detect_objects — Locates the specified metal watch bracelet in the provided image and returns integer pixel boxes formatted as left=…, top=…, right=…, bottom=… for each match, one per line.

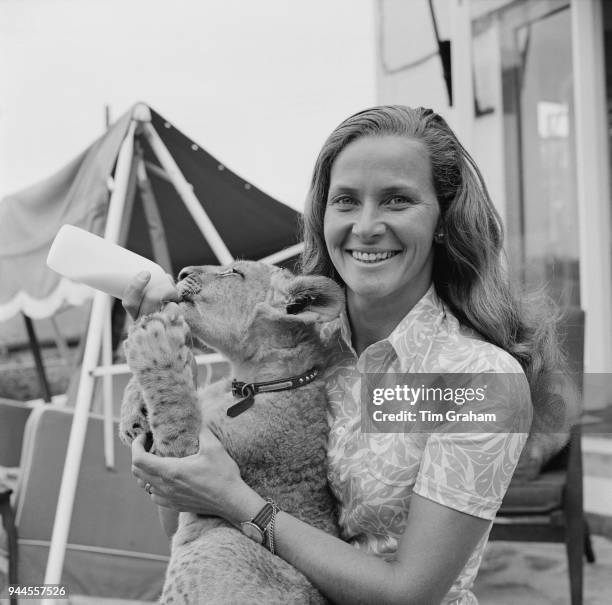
left=265, top=498, right=279, bottom=555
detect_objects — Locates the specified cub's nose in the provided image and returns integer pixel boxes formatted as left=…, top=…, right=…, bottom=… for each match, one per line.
left=177, top=267, right=202, bottom=299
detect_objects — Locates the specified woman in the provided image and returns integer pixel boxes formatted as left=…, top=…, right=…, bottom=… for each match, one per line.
left=125, top=106, right=566, bottom=604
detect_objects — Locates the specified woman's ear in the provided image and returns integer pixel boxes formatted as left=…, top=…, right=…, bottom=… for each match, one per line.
left=285, top=275, right=344, bottom=323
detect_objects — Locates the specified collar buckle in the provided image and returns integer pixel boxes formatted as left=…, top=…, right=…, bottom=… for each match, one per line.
left=228, top=366, right=319, bottom=418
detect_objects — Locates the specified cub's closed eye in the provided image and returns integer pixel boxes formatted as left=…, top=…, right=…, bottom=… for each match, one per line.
left=218, top=267, right=244, bottom=278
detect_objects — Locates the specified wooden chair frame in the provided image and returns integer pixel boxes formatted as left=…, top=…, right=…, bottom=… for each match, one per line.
left=490, top=308, right=594, bottom=605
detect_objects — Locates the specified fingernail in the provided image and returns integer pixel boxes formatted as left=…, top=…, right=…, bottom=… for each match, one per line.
left=137, top=271, right=150, bottom=280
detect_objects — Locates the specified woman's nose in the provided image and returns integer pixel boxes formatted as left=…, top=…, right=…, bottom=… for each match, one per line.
left=351, top=207, right=386, bottom=239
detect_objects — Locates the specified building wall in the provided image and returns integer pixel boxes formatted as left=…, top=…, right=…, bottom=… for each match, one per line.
left=375, top=0, right=452, bottom=116
left=375, top=0, right=509, bottom=223
left=375, top=0, right=612, bottom=392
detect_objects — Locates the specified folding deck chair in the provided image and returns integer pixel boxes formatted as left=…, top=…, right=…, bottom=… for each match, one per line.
left=1, top=405, right=170, bottom=602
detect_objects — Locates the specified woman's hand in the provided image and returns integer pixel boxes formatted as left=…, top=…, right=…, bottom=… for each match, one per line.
left=122, top=271, right=179, bottom=320
left=131, top=429, right=265, bottom=526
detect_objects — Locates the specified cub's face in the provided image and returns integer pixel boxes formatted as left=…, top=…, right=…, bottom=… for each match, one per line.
left=176, top=260, right=343, bottom=359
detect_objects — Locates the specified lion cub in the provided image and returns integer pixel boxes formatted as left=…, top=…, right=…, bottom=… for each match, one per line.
left=120, top=261, right=342, bottom=605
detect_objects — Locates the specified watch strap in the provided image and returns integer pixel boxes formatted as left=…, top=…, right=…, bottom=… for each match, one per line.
left=242, top=500, right=279, bottom=554
left=251, top=502, right=274, bottom=531
left=265, top=498, right=279, bottom=555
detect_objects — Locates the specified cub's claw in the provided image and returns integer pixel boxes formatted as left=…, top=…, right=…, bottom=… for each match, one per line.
left=119, top=376, right=150, bottom=446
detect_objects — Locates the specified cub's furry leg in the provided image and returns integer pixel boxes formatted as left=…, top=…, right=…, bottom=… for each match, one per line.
left=124, top=304, right=201, bottom=458
left=119, top=376, right=151, bottom=447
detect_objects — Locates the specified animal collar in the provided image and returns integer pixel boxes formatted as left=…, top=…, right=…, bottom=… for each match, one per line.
left=227, top=366, right=320, bottom=418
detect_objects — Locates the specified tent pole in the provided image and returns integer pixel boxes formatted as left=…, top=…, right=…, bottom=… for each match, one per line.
left=259, top=242, right=304, bottom=265
left=117, top=153, right=140, bottom=248
left=144, top=160, right=174, bottom=183
left=102, top=304, right=115, bottom=469
left=42, top=118, right=138, bottom=597
left=141, top=122, right=233, bottom=264
left=137, top=154, right=173, bottom=273
left=22, top=313, right=52, bottom=403
left=101, top=150, right=139, bottom=470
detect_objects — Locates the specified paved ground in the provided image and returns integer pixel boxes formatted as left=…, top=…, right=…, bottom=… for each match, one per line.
left=475, top=536, right=612, bottom=605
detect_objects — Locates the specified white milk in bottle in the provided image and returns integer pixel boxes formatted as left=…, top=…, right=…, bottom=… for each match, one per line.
left=47, top=225, right=175, bottom=300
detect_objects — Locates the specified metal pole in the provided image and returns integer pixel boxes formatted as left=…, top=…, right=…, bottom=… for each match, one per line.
left=138, top=156, right=173, bottom=273
left=259, top=242, right=304, bottom=265
left=42, top=118, right=137, bottom=597
left=142, top=122, right=233, bottom=264
left=22, top=313, right=52, bottom=403
left=102, top=306, right=115, bottom=470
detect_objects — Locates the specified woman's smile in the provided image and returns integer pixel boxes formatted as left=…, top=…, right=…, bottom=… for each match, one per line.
left=347, top=248, right=402, bottom=264
left=324, top=135, right=440, bottom=314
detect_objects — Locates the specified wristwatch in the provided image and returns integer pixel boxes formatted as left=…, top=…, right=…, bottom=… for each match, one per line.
left=240, top=500, right=278, bottom=552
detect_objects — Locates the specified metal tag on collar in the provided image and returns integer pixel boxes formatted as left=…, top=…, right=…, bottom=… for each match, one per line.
left=231, top=380, right=252, bottom=398
left=227, top=383, right=255, bottom=417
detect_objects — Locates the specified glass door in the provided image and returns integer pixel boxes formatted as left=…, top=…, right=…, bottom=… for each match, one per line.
left=500, top=1, right=579, bottom=308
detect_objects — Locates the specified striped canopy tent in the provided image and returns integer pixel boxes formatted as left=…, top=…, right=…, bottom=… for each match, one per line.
left=0, top=102, right=303, bottom=598
left=0, top=103, right=302, bottom=321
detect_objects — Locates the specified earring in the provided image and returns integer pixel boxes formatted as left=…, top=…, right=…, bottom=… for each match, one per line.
left=434, top=231, right=445, bottom=244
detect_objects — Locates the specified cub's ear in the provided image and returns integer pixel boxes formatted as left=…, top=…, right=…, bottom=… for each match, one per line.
left=284, top=275, right=344, bottom=323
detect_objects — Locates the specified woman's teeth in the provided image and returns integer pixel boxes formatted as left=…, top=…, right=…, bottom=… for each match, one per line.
left=350, top=250, right=399, bottom=263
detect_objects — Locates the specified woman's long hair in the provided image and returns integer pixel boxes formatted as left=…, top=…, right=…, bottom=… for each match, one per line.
left=300, top=105, right=571, bottom=427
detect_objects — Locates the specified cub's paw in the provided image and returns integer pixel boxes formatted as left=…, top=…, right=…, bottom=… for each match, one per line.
left=119, top=376, right=151, bottom=447
left=124, top=303, right=193, bottom=378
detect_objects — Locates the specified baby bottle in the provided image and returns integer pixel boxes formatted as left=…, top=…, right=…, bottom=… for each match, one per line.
left=47, top=224, right=175, bottom=300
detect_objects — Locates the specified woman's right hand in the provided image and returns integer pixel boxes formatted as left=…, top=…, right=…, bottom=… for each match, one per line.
left=131, top=429, right=264, bottom=525
left=122, top=271, right=180, bottom=320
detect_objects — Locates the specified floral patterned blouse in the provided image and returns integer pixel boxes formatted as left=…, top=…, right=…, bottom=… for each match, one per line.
left=323, top=285, right=532, bottom=605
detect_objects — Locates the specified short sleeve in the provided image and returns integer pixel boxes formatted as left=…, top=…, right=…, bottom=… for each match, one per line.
left=414, top=431, right=528, bottom=519
left=413, top=371, right=532, bottom=520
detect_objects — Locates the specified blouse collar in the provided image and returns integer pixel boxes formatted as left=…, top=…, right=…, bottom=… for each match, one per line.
left=337, top=284, right=447, bottom=369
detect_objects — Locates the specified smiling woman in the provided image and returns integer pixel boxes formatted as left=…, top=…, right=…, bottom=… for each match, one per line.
left=292, top=105, right=576, bottom=603
left=323, top=135, right=440, bottom=345
left=123, top=105, right=575, bottom=605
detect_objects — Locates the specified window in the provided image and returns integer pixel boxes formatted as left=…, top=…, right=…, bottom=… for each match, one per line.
left=497, top=1, right=579, bottom=307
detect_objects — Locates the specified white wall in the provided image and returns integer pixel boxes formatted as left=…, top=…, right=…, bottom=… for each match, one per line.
left=375, top=0, right=507, bottom=221
left=375, top=0, right=612, bottom=383
left=375, top=0, right=452, bottom=115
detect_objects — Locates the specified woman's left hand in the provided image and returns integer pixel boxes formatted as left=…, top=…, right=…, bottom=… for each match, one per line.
left=131, top=428, right=260, bottom=525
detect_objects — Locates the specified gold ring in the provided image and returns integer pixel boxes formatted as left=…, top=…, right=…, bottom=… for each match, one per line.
left=144, top=482, right=152, bottom=495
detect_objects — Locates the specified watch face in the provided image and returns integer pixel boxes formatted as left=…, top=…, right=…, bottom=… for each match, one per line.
left=241, top=521, right=264, bottom=544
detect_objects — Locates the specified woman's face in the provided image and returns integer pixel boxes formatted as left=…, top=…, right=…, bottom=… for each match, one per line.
left=323, top=135, right=440, bottom=310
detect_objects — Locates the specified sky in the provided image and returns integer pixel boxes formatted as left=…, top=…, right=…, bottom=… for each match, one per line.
left=0, top=0, right=376, bottom=211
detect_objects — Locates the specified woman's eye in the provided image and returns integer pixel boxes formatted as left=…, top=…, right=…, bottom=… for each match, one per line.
left=385, top=195, right=411, bottom=207
left=328, top=196, right=356, bottom=209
